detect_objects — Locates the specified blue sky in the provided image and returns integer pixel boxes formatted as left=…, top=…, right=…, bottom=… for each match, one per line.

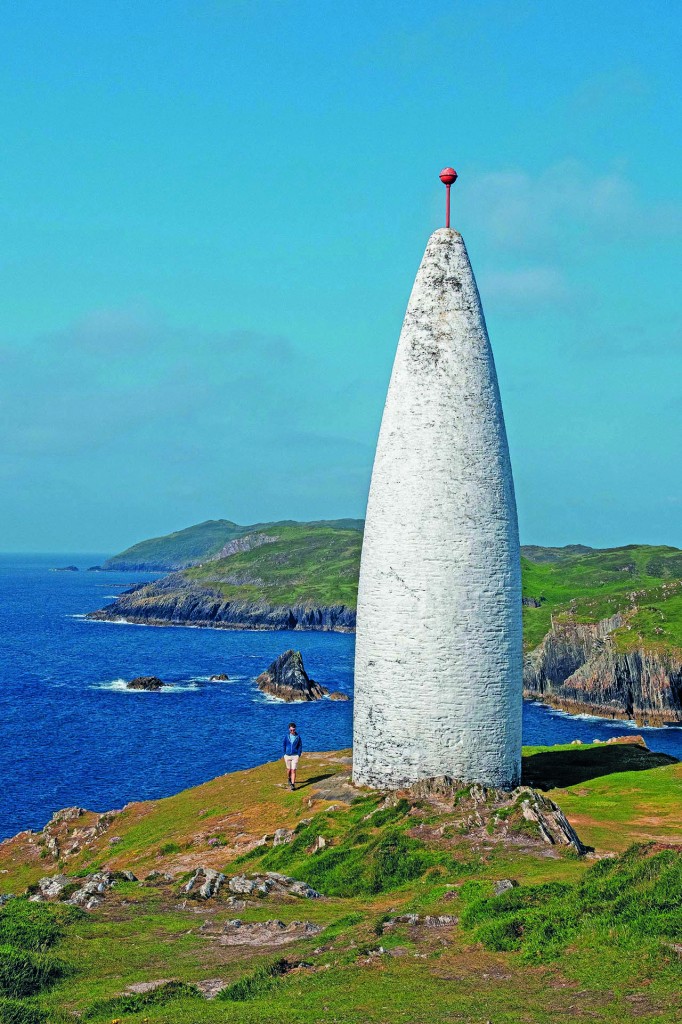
left=1, top=1, right=680, bottom=552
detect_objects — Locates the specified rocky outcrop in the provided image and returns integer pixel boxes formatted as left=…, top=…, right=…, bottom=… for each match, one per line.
left=403, top=776, right=588, bottom=855
left=127, top=676, right=165, bottom=691
left=213, top=533, right=277, bottom=561
left=29, top=869, right=137, bottom=910
left=209, top=673, right=229, bottom=681
left=226, top=872, right=321, bottom=899
left=30, top=806, right=119, bottom=864
left=199, top=917, right=322, bottom=946
left=517, top=789, right=588, bottom=854
left=524, top=615, right=682, bottom=725
left=382, top=914, right=458, bottom=929
left=256, top=650, right=328, bottom=702
left=86, top=573, right=356, bottom=632
left=184, top=867, right=225, bottom=899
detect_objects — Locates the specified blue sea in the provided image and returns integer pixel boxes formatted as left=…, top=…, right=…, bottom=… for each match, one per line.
left=1, top=553, right=681, bottom=841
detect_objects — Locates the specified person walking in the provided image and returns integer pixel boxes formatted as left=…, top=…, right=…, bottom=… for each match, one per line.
left=283, top=722, right=302, bottom=791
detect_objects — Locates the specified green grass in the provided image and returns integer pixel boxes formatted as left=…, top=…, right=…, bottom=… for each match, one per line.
left=246, top=795, right=471, bottom=897
left=0, top=901, right=79, bottom=1021
left=2, top=747, right=681, bottom=1022
left=217, top=958, right=291, bottom=1002
left=0, top=901, right=82, bottom=953
left=0, top=947, right=70, bottom=999
left=83, top=980, right=202, bottom=1019
left=521, top=543, right=682, bottom=651
left=0, top=999, right=48, bottom=1024
left=460, top=843, right=682, bottom=964
left=184, top=523, right=362, bottom=608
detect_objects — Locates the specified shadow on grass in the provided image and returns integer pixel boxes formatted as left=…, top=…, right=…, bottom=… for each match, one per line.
left=296, top=772, right=338, bottom=789
left=522, top=742, right=679, bottom=790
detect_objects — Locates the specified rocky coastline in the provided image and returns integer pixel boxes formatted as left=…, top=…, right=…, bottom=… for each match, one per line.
left=86, top=573, right=356, bottom=632
left=86, top=574, right=682, bottom=723
left=523, top=615, right=682, bottom=725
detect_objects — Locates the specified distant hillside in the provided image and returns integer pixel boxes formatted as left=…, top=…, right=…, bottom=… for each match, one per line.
left=520, top=544, right=594, bottom=564
left=104, top=518, right=599, bottom=574
left=522, top=545, right=682, bottom=725
left=103, top=517, right=364, bottom=571
left=521, top=544, right=682, bottom=651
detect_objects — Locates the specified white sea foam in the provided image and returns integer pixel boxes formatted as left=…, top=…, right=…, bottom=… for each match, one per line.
left=92, top=678, right=199, bottom=693
left=252, top=690, right=286, bottom=704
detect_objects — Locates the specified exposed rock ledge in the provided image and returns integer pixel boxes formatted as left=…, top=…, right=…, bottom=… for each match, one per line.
left=86, top=572, right=356, bottom=632
left=524, top=614, right=682, bottom=725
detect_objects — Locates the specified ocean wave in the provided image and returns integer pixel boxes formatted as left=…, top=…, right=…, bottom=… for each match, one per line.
left=85, top=618, right=206, bottom=629
left=251, top=690, right=287, bottom=704
left=190, top=674, right=242, bottom=683
left=91, top=678, right=200, bottom=693
left=536, top=703, right=638, bottom=727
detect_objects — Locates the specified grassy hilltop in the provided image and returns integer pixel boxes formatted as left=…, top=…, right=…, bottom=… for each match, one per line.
left=103, top=519, right=364, bottom=572
left=183, top=522, right=362, bottom=608
left=521, top=543, right=682, bottom=653
left=0, top=741, right=680, bottom=1022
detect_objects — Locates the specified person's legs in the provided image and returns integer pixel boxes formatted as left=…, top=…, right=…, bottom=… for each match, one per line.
left=289, top=755, right=299, bottom=789
left=284, top=755, right=293, bottom=785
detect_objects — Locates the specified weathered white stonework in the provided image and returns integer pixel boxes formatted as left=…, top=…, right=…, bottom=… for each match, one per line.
left=353, top=228, right=522, bottom=790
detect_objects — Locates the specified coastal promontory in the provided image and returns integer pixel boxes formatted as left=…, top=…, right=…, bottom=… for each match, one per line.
left=0, top=742, right=680, bottom=1022
left=88, top=521, right=360, bottom=632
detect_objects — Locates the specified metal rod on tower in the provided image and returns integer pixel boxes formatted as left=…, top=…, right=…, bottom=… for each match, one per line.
left=439, top=166, right=458, bottom=228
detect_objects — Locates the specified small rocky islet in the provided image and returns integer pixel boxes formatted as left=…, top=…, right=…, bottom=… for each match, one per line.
left=120, top=656, right=340, bottom=702
left=126, top=675, right=166, bottom=691
left=256, top=649, right=328, bottom=702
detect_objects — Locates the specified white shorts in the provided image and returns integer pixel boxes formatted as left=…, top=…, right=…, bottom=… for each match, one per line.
left=284, top=755, right=299, bottom=770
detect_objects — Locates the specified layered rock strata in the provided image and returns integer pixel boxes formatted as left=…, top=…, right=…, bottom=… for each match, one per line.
left=524, top=615, right=682, bottom=724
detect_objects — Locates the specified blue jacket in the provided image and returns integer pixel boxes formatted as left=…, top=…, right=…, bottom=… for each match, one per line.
left=283, top=733, right=302, bottom=756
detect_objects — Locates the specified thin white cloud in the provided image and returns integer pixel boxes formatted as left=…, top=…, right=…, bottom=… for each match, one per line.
left=466, top=160, right=682, bottom=256
left=479, top=266, right=573, bottom=314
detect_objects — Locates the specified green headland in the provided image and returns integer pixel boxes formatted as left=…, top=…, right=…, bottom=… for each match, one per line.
left=0, top=740, right=680, bottom=1023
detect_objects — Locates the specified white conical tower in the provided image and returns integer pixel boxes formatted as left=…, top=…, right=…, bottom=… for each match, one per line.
left=353, top=180, right=522, bottom=790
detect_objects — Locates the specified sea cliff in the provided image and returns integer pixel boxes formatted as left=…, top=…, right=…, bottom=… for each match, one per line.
left=86, top=574, right=356, bottom=631
left=523, top=614, right=682, bottom=724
